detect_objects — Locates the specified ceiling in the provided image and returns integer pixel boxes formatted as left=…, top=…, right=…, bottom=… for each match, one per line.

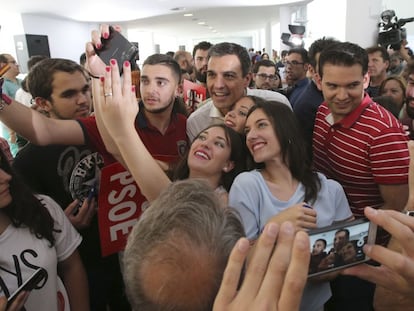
left=3, top=0, right=309, bottom=39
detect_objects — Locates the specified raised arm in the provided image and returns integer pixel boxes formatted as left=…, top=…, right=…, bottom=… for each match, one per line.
left=93, top=59, right=171, bottom=202
left=0, top=85, right=84, bottom=146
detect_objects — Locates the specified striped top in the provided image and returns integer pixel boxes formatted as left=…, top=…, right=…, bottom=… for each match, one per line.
left=313, top=94, right=409, bottom=217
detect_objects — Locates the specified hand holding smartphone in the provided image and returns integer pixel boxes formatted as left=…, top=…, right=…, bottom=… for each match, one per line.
left=7, top=268, right=47, bottom=307
left=307, top=219, right=377, bottom=278
left=95, top=26, right=138, bottom=75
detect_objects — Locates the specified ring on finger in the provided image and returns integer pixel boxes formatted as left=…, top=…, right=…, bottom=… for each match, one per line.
left=104, top=92, right=113, bottom=97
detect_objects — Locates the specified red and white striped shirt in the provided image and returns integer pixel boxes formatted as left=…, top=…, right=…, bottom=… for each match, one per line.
left=313, top=94, right=409, bottom=217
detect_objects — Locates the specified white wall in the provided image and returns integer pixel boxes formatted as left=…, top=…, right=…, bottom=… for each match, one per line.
left=21, top=14, right=98, bottom=62
left=0, top=11, right=25, bottom=58
left=345, top=0, right=382, bottom=48
left=307, top=0, right=347, bottom=43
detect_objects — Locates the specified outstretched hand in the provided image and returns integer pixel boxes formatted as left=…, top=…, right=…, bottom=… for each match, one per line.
left=85, top=24, right=122, bottom=77
left=343, top=206, right=414, bottom=298
left=93, top=58, right=138, bottom=144
left=213, top=222, right=310, bottom=311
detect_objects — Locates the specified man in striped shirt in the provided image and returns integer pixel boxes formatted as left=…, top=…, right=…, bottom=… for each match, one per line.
left=312, top=41, right=409, bottom=311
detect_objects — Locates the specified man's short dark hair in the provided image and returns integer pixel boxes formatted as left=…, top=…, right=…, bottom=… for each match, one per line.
left=308, top=37, right=339, bottom=68
left=193, top=41, right=213, bottom=58
left=252, top=59, right=277, bottom=74
left=366, top=46, right=390, bottom=62
left=208, top=42, right=251, bottom=77
left=27, top=58, right=88, bottom=99
left=336, top=228, right=350, bottom=240
left=143, top=53, right=181, bottom=83
left=27, top=55, right=48, bottom=71
left=316, top=238, right=327, bottom=249
left=318, top=42, right=369, bottom=77
left=287, top=48, right=309, bottom=64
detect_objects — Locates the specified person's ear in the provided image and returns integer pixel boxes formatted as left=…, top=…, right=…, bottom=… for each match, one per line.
left=34, top=97, right=52, bottom=112
left=316, top=74, right=322, bottom=91
left=243, top=73, right=251, bottom=88
left=222, top=161, right=235, bottom=173
left=363, top=73, right=370, bottom=89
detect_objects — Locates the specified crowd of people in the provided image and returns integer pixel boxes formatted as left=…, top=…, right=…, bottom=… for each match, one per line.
left=1, top=23, right=414, bottom=311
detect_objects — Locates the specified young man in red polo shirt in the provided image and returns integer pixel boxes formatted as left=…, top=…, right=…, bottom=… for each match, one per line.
left=313, top=41, right=409, bottom=311
left=0, top=53, right=187, bottom=168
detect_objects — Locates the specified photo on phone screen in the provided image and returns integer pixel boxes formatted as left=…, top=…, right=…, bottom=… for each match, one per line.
left=7, top=268, right=47, bottom=306
left=308, top=218, right=377, bottom=278
left=96, top=27, right=138, bottom=75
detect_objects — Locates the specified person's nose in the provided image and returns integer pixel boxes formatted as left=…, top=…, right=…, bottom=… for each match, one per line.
left=336, top=87, right=348, bottom=100
left=407, top=85, right=414, bottom=99
left=0, top=169, right=12, bottom=183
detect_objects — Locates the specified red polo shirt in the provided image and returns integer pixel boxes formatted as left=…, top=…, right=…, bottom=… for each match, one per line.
left=78, top=108, right=188, bottom=166
left=313, top=94, right=409, bottom=217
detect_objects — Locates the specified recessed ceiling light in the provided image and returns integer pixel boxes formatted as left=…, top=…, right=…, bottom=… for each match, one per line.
left=184, top=13, right=193, bottom=17
left=198, top=21, right=206, bottom=25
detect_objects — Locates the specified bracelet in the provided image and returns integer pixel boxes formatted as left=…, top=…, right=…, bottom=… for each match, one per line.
left=0, top=93, right=12, bottom=111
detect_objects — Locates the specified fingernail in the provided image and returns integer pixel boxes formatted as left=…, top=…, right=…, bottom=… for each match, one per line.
left=131, top=85, right=136, bottom=93
left=103, top=32, right=109, bottom=39
left=237, top=238, right=250, bottom=252
left=303, top=202, right=312, bottom=209
left=105, top=66, right=111, bottom=72
left=266, top=223, right=278, bottom=238
left=365, top=206, right=377, bottom=217
left=100, top=76, right=105, bottom=82
left=282, top=222, right=294, bottom=235
left=363, top=244, right=372, bottom=254
left=96, top=43, right=102, bottom=49
left=110, top=59, right=116, bottom=66
left=124, top=61, right=130, bottom=67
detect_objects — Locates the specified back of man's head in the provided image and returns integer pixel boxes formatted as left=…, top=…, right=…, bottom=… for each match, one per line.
left=123, top=179, right=245, bottom=311
left=27, top=55, right=48, bottom=71
left=308, top=37, right=339, bottom=68
left=318, top=41, right=368, bottom=78
left=145, top=53, right=182, bottom=83
left=208, top=42, right=251, bottom=77
left=27, top=58, right=87, bottom=99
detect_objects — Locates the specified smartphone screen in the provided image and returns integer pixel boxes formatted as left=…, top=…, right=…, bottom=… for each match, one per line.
left=308, top=219, right=377, bottom=277
left=96, top=27, right=138, bottom=75
left=7, top=268, right=47, bottom=306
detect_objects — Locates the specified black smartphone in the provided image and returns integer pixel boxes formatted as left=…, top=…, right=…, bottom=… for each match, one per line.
left=96, top=26, right=138, bottom=75
left=7, top=268, right=47, bottom=307
left=307, top=218, right=377, bottom=278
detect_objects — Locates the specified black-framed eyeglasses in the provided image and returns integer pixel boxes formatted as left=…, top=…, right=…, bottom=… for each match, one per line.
left=257, top=73, right=278, bottom=81
left=283, top=60, right=304, bottom=66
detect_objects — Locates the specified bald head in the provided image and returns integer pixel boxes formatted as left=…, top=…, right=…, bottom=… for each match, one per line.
left=123, top=179, right=245, bottom=311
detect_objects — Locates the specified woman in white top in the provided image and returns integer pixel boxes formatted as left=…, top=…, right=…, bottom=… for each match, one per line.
left=0, top=149, right=89, bottom=311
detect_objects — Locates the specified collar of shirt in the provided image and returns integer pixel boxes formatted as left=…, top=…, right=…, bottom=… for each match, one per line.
left=325, top=93, right=372, bottom=128
left=136, top=101, right=177, bottom=129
